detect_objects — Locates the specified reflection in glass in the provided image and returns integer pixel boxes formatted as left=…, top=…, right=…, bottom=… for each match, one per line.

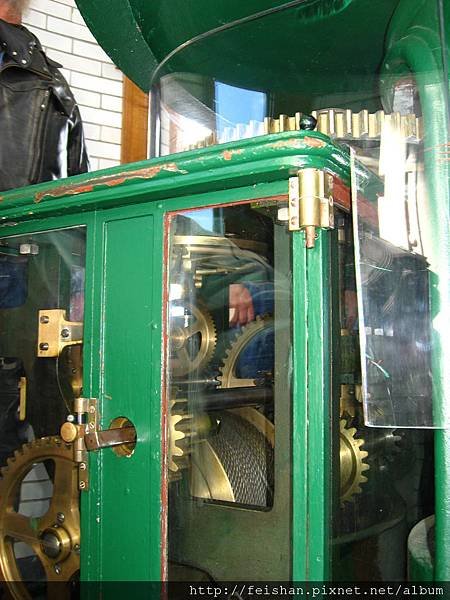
left=155, top=74, right=269, bottom=156
left=333, top=211, right=435, bottom=581
left=0, top=227, right=86, bottom=456
left=350, top=100, right=441, bottom=428
left=0, top=227, right=85, bottom=587
left=166, top=200, right=292, bottom=581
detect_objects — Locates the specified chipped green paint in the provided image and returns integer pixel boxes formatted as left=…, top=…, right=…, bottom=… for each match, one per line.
left=0, top=131, right=353, bottom=222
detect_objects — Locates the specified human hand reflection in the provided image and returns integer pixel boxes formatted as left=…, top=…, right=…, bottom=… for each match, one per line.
left=229, top=284, right=255, bottom=327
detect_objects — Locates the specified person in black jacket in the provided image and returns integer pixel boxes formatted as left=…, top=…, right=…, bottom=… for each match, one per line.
left=0, top=0, right=89, bottom=192
left=0, top=0, right=89, bottom=467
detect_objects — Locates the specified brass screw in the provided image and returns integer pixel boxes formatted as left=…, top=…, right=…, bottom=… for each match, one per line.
left=39, top=343, right=49, bottom=351
left=56, top=512, right=65, bottom=524
left=40, top=315, right=49, bottom=324
left=54, top=564, right=61, bottom=575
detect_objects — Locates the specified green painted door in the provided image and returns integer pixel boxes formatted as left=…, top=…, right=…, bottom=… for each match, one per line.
left=82, top=207, right=163, bottom=585
left=80, top=185, right=334, bottom=586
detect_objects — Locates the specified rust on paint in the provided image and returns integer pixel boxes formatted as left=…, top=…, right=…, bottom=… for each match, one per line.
left=222, top=148, right=244, bottom=161
left=270, top=136, right=327, bottom=150
left=34, top=162, right=186, bottom=203
left=332, top=176, right=351, bottom=211
left=303, top=136, right=327, bottom=148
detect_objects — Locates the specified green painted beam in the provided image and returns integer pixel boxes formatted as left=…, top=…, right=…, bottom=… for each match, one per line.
left=0, top=132, right=355, bottom=221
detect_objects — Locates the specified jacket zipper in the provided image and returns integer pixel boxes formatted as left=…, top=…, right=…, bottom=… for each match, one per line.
left=29, top=88, right=51, bottom=184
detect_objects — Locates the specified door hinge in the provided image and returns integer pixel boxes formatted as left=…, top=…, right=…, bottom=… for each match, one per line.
left=288, top=168, right=335, bottom=248
left=60, top=397, right=136, bottom=491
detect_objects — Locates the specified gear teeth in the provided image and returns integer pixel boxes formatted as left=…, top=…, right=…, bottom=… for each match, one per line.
left=171, top=302, right=217, bottom=377
left=217, top=315, right=274, bottom=388
left=0, top=436, right=79, bottom=591
left=168, top=394, right=196, bottom=476
left=340, top=419, right=370, bottom=504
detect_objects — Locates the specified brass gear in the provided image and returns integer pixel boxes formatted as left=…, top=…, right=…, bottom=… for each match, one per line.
left=168, top=395, right=194, bottom=481
left=217, top=316, right=274, bottom=388
left=340, top=419, right=369, bottom=503
left=170, top=302, right=217, bottom=377
left=0, top=437, right=79, bottom=600
left=168, top=392, right=218, bottom=483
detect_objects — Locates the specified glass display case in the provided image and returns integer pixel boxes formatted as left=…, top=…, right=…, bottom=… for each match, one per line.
left=0, top=0, right=448, bottom=595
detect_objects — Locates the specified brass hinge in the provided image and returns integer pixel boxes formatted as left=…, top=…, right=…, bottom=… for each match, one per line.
left=288, top=168, right=334, bottom=248
left=37, top=309, right=83, bottom=357
left=60, top=398, right=136, bottom=491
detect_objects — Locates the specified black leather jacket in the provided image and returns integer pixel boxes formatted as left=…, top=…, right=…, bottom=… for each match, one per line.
left=0, top=19, right=89, bottom=192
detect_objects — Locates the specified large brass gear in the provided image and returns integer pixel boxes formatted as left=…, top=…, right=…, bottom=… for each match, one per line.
left=340, top=419, right=370, bottom=503
left=217, top=316, right=274, bottom=388
left=0, top=437, right=79, bottom=600
left=170, top=302, right=217, bottom=377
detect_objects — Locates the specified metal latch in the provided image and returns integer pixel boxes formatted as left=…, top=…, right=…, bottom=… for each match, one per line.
left=37, top=309, right=83, bottom=357
left=288, top=168, right=334, bottom=248
left=60, top=398, right=136, bottom=491
left=18, top=377, right=27, bottom=421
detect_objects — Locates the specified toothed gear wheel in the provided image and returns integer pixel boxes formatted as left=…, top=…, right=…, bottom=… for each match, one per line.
left=169, top=396, right=194, bottom=481
left=339, top=419, right=370, bottom=503
left=218, top=316, right=274, bottom=388
left=0, top=437, right=79, bottom=599
left=170, top=302, right=217, bottom=377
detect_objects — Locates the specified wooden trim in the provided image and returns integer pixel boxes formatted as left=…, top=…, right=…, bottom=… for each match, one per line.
left=121, top=77, right=149, bottom=164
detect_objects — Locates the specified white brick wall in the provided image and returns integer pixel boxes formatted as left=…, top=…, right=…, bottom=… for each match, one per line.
left=23, top=0, right=123, bottom=172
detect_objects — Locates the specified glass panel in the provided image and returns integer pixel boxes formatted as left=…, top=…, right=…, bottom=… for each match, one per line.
left=333, top=210, right=435, bottom=580
left=351, top=87, right=448, bottom=428
left=0, top=227, right=85, bottom=587
left=156, top=74, right=269, bottom=155
left=149, top=3, right=404, bottom=157
left=165, top=198, right=292, bottom=580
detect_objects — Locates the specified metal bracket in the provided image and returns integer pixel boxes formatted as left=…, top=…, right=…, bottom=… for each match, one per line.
left=288, top=169, right=335, bottom=248
left=59, top=397, right=98, bottom=491
left=60, top=398, right=136, bottom=491
left=37, top=309, right=83, bottom=357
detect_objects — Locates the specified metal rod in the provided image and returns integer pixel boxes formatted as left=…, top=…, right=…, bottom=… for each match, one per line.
left=197, top=386, right=273, bottom=412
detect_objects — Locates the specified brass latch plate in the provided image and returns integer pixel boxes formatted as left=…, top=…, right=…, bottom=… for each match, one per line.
left=37, top=309, right=83, bottom=357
